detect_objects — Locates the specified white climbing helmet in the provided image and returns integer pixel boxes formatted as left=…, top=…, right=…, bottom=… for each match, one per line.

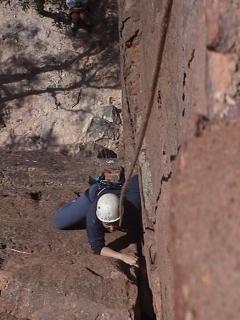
left=96, top=193, right=120, bottom=223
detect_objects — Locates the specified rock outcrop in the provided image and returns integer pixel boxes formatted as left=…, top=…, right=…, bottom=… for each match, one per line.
left=0, top=151, right=137, bottom=319
left=119, top=0, right=240, bottom=319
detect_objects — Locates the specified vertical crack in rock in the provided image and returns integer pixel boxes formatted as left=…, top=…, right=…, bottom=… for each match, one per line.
left=188, top=49, right=195, bottom=68
left=125, top=29, right=139, bottom=48
left=120, top=16, right=131, bottom=38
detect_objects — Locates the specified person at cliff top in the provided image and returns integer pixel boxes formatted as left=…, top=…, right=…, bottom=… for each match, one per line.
left=66, top=0, right=88, bottom=9
left=66, top=0, right=91, bottom=31
left=53, top=175, right=141, bottom=267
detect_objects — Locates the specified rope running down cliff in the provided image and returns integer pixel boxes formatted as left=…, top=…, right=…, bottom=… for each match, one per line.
left=119, top=0, right=174, bottom=226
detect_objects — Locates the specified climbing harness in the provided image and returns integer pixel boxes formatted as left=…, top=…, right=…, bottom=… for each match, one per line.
left=88, top=166, right=124, bottom=198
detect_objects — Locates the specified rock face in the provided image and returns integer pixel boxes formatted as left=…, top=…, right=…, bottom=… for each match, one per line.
left=0, top=151, right=137, bottom=320
left=170, top=121, right=240, bottom=320
left=0, top=0, right=122, bottom=156
left=119, top=0, right=240, bottom=319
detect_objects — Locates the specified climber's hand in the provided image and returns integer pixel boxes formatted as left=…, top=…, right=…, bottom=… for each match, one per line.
left=120, top=253, right=139, bottom=267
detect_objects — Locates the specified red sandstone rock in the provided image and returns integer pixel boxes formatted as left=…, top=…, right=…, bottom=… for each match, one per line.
left=119, top=0, right=240, bottom=319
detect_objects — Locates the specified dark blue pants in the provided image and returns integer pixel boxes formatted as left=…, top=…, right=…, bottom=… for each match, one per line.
left=53, top=184, right=100, bottom=229
left=53, top=192, right=92, bottom=229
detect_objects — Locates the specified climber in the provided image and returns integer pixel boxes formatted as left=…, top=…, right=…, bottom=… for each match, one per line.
left=66, top=0, right=91, bottom=32
left=53, top=174, right=141, bottom=267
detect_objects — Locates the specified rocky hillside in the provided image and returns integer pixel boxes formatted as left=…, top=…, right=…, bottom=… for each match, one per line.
left=0, top=1, right=141, bottom=320
left=0, top=0, right=122, bottom=157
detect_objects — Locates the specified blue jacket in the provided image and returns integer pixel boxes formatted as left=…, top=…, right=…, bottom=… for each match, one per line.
left=54, top=175, right=141, bottom=254
left=86, top=175, right=141, bottom=254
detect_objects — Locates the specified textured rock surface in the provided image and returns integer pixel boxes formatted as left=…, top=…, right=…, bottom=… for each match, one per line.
left=119, top=0, right=240, bottom=319
left=0, top=0, right=122, bottom=156
left=0, top=151, right=137, bottom=320
left=171, top=120, right=240, bottom=320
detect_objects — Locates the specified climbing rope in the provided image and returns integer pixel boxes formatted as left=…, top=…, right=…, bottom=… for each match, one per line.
left=119, top=0, right=174, bottom=226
